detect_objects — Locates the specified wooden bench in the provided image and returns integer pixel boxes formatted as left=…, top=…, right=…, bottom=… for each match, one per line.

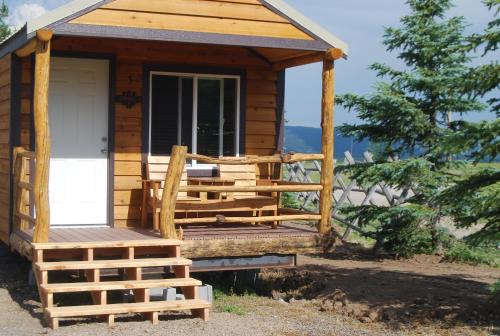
left=141, top=156, right=279, bottom=229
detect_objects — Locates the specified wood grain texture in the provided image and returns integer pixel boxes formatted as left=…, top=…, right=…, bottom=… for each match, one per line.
left=46, top=37, right=280, bottom=226
left=0, top=54, right=9, bottom=244
left=319, top=59, right=335, bottom=234
left=159, top=146, right=187, bottom=239
left=32, top=38, right=52, bottom=243
left=72, top=0, right=313, bottom=41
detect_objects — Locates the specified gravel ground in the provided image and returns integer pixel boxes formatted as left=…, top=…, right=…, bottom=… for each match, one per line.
left=0, top=244, right=498, bottom=336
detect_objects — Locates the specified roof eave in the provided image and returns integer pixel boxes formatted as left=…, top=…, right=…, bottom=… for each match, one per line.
left=261, top=0, right=349, bottom=58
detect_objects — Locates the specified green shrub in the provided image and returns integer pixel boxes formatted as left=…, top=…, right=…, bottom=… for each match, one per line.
left=444, top=241, right=500, bottom=268
left=382, top=224, right=436, bottom=258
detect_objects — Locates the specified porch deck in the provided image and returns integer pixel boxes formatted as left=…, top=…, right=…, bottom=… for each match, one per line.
left=10, top=223, right=324, bottom=261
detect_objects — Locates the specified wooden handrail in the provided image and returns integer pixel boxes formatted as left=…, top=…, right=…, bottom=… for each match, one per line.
left=17, top=151, right=36, bottom=159
left=16, top=212, right=36, bottom=224
left=186, top=152, right=324, bottom=165
left=174, top=214, right=321, bottom=225
left=179, top=184, right=323, bottom=193
left=13, top=147, right=35, bottom=232
left=18, top=181, right=33, bottom=191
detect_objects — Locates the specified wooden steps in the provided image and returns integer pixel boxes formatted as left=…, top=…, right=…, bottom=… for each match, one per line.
left=41, top=278, right=202, bottom=293
left=46, top=299, right=211, bottom=318
left=36, top=257, right=192, bottom=271
left=31, top=237, right=210, bottom=329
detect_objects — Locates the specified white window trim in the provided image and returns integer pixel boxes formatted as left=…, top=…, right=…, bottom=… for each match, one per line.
left=148, top=71, right=241, bottom=168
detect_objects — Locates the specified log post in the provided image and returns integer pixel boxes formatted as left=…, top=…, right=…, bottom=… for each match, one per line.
left=32, top=31, right=52, bottom=243
left=319, top=58, right=335, bottom=234
left=159, top=146, right=187, bottom=239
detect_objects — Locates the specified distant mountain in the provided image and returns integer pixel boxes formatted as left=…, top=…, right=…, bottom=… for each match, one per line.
left=284, top=126, right=370, bottom=159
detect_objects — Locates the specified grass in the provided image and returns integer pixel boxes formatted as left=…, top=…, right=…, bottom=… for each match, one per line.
left=213, top=288, right=254, bottom=316
left=444, top=241, right=500, bottom=268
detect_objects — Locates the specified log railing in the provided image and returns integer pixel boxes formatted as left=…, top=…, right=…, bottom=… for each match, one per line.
left=12, top=147, right=36, bottom=232
left=159, top=146, right=328, bottom=239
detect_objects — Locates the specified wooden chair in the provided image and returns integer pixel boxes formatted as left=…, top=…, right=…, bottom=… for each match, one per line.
left=141, top=156, right=197, bottom=230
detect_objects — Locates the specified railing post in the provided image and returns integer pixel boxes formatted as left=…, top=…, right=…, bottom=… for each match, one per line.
left=160, top=146, right=187, bottom=239
left=32, top=30, right=52, bottom=243
left=319, top=53, right=337, bottom=234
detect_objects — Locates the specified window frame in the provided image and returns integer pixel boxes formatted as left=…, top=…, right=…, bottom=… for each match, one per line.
left=148, top=71, right=242, bottom=167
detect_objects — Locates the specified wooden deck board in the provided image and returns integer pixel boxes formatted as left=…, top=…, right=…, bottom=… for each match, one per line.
left=11, top=223, right=324, bottom=259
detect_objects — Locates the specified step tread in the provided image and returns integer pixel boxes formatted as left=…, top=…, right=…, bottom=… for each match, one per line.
left=41, top=278, right=202, bottom=293
left=46, top=299, right=211, bottom=318
left=36, top=257, right=192, bottom=271
left=32, top=239, right=183, bottom=250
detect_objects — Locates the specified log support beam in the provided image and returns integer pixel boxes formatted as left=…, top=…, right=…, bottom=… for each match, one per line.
left=319, top=57, right=335, bottom=235
left=159, top=145, right=187, bottom=239
left=272, top=48, right=344, bottom=71
left=32, top=30, right=52, bottom=244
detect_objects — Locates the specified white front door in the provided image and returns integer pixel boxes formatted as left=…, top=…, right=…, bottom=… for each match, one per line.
left=49, top=57, right=110, bottom=226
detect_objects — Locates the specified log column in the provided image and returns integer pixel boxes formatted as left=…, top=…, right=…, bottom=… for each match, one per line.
left=32, top=30, right=52, bottom=243
left=319, top=48, right=342, bottom=234
left=160, top=145, right=188, bottom=239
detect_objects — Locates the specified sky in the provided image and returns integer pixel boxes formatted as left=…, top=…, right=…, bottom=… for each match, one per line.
left=4, top=0, right=498, bottom=128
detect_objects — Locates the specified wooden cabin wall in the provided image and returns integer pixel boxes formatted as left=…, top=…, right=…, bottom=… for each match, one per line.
left=0, top=54, right=11, bottom=243
left=70, top=0, right=312, bottom=41
left=20, top=58, right=32, bottom=149
left=52, top=37, right=280, bottom=228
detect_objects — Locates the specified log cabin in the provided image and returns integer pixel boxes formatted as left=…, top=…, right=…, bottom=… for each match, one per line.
left=0, top=0, right=348, bottom=328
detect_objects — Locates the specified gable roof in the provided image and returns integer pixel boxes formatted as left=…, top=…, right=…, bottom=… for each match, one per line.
left=2, top=0, right=348, bottom=58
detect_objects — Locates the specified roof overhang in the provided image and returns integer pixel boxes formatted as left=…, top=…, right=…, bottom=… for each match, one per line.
left=1, top=0, right=348, bottom=61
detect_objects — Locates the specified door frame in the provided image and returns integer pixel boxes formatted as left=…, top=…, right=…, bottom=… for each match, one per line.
left=47, top=52, right=116, bottom=227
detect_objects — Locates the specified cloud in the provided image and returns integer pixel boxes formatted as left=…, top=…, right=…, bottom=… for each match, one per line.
left=8, top=3, right=47, bottom=30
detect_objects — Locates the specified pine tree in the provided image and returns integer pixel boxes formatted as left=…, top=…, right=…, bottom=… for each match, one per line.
left=335, top=0, right=486, bottom=256
left=0, top=1, right=10, bottom=42
left=435, top=0, right=499, bottom=245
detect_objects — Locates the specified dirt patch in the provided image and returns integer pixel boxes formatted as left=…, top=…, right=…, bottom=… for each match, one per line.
left=258, top=249, right=500, bottom=329
left=0, top=243, right=498, bottom=335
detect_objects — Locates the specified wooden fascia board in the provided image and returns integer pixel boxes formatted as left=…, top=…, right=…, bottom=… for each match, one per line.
left=53, top=23, right=330, bottom=51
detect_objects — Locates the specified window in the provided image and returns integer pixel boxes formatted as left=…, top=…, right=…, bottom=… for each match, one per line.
left=149, top=72, right=240, bottom=161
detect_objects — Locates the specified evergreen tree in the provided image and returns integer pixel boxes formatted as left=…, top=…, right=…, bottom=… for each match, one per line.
left=0, top=1, right=10, bottom=42
left=335, top=0, right=486, bottom=256
left=435, top=0, right=499, bottom=245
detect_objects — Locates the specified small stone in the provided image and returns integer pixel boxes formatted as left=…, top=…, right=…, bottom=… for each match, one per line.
left=333, top=301, right=344, bottom=311
left=321, top=300, right=334, bottom=312
left=360, top=317, right=372, bottom=323
left=278, top=298, right=288, bottom=305
left=368, top=309, right=382, bottom=322
left=351, top=306, right=363, bottom=318
left=383, top=310, right=397, bottom=321
left=289, top=298, right=296, bottom=304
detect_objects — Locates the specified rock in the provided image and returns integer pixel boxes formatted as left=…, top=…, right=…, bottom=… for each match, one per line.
left=413, top=298, right=427, bottom=305
left=271, top=290, right=282, bottom=300
left=360, top=317, right=372, bottom=323
left=368, top=309, right=382, bottom=322
left=383, top=310, right=397, bottom=321
left=352, top=305, right=363, bottom=318
left=333, top=301, right=344, bottom=312
left=278, top=298, right=288, bottom=305
left=289, top=298, right=296, bottom=304
left=320, top=300, right=334, bottom=312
